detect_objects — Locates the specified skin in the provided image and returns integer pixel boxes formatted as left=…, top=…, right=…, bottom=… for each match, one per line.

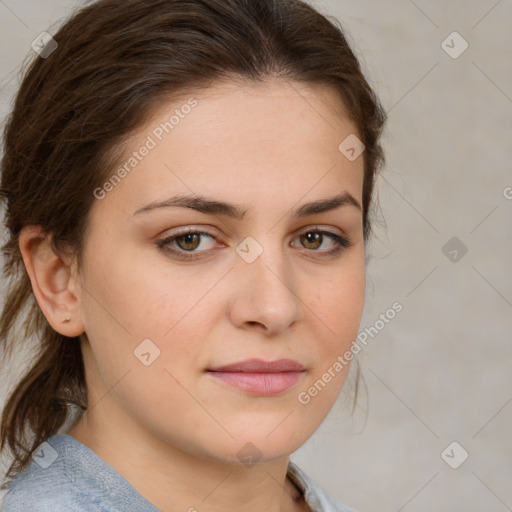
left=19, top=78, right=366, bottom=512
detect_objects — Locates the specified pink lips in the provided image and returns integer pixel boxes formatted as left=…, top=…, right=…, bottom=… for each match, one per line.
left=207, top=358, right=305, bottom=396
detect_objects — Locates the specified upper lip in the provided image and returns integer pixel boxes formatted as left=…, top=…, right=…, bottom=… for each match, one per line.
left=208, top=358, right=305, bottom=373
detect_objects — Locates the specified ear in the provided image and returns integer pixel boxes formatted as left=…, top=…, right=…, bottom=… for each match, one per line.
left=18, top=225, right=85, bottom=337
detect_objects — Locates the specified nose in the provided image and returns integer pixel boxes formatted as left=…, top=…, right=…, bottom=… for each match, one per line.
left=227, top=237, right=303, bottom=336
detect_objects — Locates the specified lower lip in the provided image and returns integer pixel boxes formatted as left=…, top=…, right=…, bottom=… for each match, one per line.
left=207, top=371, right=304, bottom=396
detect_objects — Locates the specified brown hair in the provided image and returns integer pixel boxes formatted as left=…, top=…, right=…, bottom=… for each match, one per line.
left=0, top=0, right=386, bottom=486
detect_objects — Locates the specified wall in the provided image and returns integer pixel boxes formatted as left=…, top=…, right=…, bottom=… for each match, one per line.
left=0, top=1, right=511, bottom=510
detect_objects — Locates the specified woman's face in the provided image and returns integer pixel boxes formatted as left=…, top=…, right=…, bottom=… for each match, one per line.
left=73, top=78, right=366, bottom=464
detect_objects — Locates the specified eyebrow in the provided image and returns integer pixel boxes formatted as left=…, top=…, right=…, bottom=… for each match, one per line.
left=132, top=192, right=361, bottom=219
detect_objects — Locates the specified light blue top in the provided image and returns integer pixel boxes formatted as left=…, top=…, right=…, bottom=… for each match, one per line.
left=1, top=434, right=356, bottom=511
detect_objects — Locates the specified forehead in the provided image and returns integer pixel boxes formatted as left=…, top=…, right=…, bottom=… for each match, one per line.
left=93, top=78, right=364, bottom=217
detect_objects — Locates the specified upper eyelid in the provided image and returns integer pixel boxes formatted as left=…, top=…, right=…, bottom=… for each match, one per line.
left=159, top=226, right=347, bottom=246
left=157, top=227, right=351, bottom=263
left=161, top=224, right=345, bottom=236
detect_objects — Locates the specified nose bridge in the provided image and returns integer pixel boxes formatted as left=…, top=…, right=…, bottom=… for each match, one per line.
left=231, top=232, right=301, bottom=331
left=237, top=231, right=289, bottom=288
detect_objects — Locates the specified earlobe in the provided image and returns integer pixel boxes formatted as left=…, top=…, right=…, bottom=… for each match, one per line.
left=18, top=225, right=85, bottom=337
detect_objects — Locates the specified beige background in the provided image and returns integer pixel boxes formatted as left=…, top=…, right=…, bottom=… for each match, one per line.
left=1, top=1, right=511, bottom=511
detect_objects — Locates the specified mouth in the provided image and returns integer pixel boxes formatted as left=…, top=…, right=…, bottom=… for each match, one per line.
left=206, top=358, right=306, bottom=396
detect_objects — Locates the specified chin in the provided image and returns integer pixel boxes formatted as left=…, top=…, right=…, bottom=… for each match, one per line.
left=199, top=422, right=312, bottom=467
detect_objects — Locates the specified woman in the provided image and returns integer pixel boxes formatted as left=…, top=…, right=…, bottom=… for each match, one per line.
left=0, top=0, right=386, bottom=510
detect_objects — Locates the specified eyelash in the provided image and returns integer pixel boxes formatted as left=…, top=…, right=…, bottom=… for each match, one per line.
left=157, top=227, right=352, bottom=261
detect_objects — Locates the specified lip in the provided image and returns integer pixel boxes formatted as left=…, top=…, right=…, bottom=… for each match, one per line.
left=207, top=358, right=306, bottom=396
left=208, top=358, right=305, bottom=373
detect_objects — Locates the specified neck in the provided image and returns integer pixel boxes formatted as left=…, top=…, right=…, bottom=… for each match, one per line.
left=67, top=411, right=308, bottom=512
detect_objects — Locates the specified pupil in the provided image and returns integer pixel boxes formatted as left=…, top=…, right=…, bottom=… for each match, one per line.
left=181, top=233, right=198, bottom=250
left=304, top=232, right=321, bottom=248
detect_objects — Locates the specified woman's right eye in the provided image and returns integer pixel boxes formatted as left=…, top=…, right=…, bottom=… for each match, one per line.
left=158, top=230, right=220, bottom=260
left=157, top=226, right=353, bottom=262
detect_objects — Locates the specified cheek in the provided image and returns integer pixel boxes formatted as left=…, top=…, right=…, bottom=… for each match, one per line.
left=297, top=268, right=365, bottom=418
left=78, top=231, right=222, bottom=372
left=298, top=253, right=365, bottom=408
left=77, top=261, right=206, bottom=418
left=309, top=258, right=366, bottom=347
left=81, top=250, right=197, bottom=338
left=131, top=270, right=224, bottom=345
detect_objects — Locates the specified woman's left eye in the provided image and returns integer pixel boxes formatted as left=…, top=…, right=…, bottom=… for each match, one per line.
left=292, top=230, right=351, bottom=254
left=157, top=228, right=351, bottom=261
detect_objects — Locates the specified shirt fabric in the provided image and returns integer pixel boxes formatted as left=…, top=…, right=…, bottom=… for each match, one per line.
left=1, top=434, right=356, bottom=512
